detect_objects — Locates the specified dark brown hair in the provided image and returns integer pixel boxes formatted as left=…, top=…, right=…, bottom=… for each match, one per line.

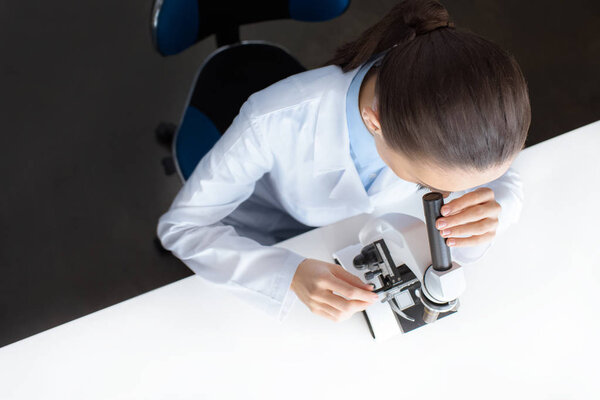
left=322, top=0, right=531, bottom=171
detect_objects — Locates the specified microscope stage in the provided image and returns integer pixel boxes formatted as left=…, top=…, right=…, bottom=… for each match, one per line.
left=333, top=243, right=456, bottom=341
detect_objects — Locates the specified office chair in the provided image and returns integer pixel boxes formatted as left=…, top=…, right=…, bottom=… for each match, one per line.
left=151, top=0, right=351, bottom=182
left=150, top=0, right=350, bottom=253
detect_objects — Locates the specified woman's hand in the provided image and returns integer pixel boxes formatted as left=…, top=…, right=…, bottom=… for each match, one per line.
left=291, top=258, right=379, bottom=322
left=436, top=187, right=501, bottom=247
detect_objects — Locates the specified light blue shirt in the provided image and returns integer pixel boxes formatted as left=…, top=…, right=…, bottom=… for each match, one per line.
left=346, top=53, right=387, bottom=192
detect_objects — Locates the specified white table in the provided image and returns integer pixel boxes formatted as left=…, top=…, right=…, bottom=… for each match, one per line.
left=1, top=121, right=599, bottom=400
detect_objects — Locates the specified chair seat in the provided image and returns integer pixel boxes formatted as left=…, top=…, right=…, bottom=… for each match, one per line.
left=174, top=42, right=306, bottom=181
left=190, top=42, right=305, bottom=134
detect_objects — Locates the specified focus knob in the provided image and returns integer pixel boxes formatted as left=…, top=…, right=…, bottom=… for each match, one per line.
left=353, top=253, right=368, bottom=269
left=353, top=244, right=380, bottom=270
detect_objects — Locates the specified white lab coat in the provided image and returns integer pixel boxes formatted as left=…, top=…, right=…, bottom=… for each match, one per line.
left=157, top=62, right=523, bottom=321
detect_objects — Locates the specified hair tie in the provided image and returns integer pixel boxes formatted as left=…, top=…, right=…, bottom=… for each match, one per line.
left=391, top=20, right=453, bottom=49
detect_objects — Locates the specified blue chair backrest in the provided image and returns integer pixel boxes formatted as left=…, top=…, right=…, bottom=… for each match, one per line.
left=152, top=0, right=351, bottom=56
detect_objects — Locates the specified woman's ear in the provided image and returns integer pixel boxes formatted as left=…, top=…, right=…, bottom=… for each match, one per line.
left=361, top=105, right=382, bottom=136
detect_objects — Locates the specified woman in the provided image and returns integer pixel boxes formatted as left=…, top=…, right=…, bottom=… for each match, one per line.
left=157, top=0, right=531, bottom=323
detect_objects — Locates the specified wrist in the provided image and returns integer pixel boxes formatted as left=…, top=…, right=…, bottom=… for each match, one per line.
left=290, top=257, right=308, bottom=294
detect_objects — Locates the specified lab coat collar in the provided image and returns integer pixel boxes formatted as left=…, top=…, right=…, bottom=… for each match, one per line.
left=312, top=65, right=376, bottom=209
left=313, top=65, right=359, bottom=176
left=312, top=65, right=407, bottom=204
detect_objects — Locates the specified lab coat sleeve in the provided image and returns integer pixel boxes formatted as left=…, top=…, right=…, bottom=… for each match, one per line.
left=157, top=99, right=306, bottom=321
left=450, top=166, right=524, bottom=264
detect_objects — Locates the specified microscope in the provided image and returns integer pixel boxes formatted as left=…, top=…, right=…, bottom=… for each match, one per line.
left=332, top=192, right=466, bottom=340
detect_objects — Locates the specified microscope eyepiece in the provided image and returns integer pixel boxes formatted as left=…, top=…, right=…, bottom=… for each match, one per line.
left=422, top=192, right=452, bottom=271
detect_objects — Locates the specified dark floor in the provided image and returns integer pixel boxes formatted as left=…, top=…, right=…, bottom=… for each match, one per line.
left=0, top=0, right=598, bottom=348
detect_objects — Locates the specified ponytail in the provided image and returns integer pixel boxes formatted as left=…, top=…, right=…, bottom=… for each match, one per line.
left=322, top=0, right=531, bottom=171
left=321, top=0, right=453, bottom=72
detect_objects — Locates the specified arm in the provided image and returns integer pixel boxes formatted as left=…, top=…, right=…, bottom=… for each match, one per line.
left=157, top=99, right=305, bottom=321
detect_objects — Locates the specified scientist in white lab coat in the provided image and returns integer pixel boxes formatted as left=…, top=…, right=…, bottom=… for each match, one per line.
left=157, top=0, right=531, bottom=323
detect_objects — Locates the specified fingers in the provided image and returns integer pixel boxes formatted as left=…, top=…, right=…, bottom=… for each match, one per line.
left=311, top=268, right=378, bottom=322
left=292, top=259, right=379, bottom=323
left=434, top=188, right=500, bottom=248
left=310, top=296, right=371, bottom=322
left=437, top=201, right=501, bottom=230
left=440, top=218, right=498, bottom=238
left=326, top=275, right=379, bottom=303
left=331, top=265, right=375, bottom=291
left=445, top=231, right=496, bottom=247
left=440, top=187, right=495, bottom=217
